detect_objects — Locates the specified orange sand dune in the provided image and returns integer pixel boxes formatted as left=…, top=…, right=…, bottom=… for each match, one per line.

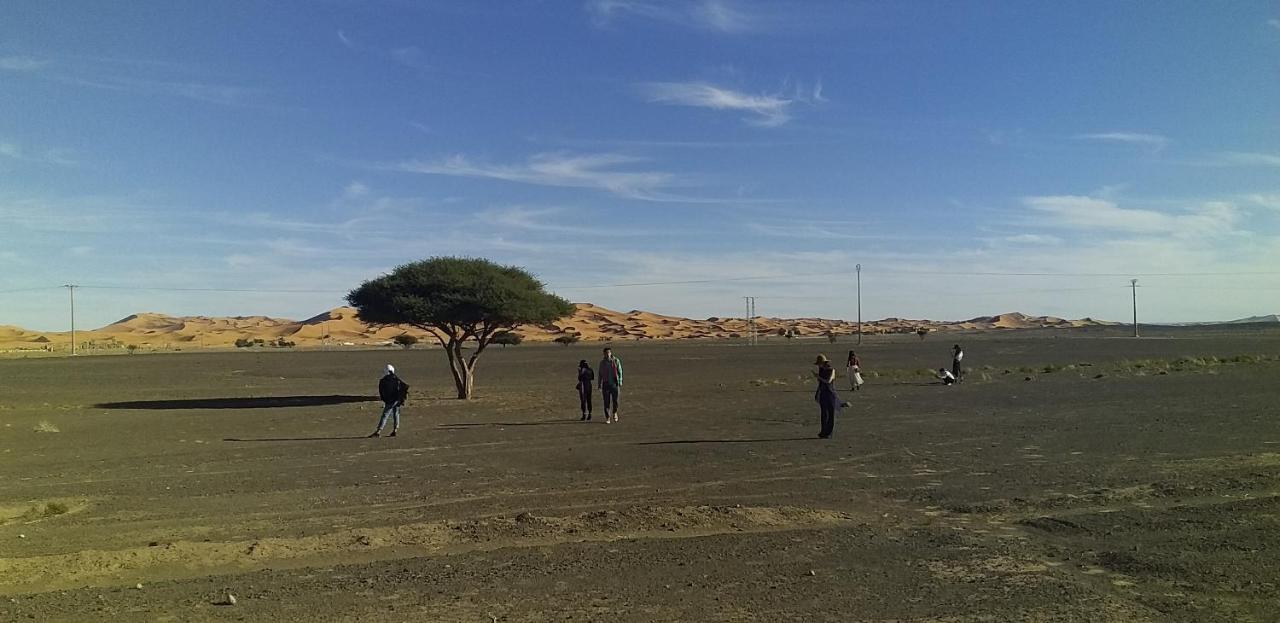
left=0, top=304, right=1116, bottom=353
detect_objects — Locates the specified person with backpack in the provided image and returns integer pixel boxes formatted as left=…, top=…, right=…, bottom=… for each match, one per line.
left=369, top=364, right=410, bottom=438
left=576, top=359, right=595, bottom=421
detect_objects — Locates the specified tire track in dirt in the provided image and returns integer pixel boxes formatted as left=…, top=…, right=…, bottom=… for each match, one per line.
left=0, top=505, right=856, bottom=595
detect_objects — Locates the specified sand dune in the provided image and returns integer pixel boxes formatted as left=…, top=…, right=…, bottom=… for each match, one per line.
left=0, top=304, right=1117, bottom=352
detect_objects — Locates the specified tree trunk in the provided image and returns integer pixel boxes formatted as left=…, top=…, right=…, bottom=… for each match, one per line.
left=445, top=341, right=476, bottom=399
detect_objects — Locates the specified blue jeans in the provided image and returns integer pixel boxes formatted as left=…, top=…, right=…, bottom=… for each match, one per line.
left=376, top=402, right=401, bottom=432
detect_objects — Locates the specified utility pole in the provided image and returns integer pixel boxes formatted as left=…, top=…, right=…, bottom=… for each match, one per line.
left=855, top=263, right=862, bottom=345
left=63, top=284, right=77, bottom=355
left=751, top=297, right=757, bottom=345
left=1130, top=279, right=1139, bottom=338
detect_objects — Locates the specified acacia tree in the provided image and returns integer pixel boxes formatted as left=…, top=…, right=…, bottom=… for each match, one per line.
left=347, top=257, right=574, bottom=399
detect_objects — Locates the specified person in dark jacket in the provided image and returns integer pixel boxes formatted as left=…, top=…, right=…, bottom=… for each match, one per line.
left=813, top=354, right=847, bottom=439
left=576, top=359, right=595, bottom=421
left=370, top=364, right=409, bottom=438
left=598, top=347, right=624, bottom=424
left=952, top=344, right=964, bottom=383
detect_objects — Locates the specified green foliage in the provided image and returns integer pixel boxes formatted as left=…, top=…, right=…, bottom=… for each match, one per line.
left=347, top=257, right=575, bottom=399
left=347, top=257, right=574, bottom=333
left=393, top=334, right=420, bottom=349
left=126, top=344, right=139, bottom=354
left=492, top=330, right=523, bottom=347
left=234, top=338, right=254, bottom=348
left=554, top=334, right=581, bottom=346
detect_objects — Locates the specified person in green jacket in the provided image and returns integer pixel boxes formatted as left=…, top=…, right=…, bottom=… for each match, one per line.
left=598, top=347, right=624, bottom=424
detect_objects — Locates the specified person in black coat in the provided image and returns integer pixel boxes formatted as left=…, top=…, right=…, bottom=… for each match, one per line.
left=813, top=354, right=848, bottom=439
left=576, top=360, right=595, bottom=421
left=370, top=364, right=410, bottom=438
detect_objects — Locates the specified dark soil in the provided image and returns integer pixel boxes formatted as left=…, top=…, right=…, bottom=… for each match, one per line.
left=1, top=330, right=1278, bottom=621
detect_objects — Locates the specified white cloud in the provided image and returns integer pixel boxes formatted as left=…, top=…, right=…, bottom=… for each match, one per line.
left=337, top=30, right=355, bottom=49
left=0, top=56, right=48, bottom=72
left=1074, top=132, right=1170, bottom=151
left=1244, top=194, right=1280, bottom=211
left=59, top=75, right=253, bottom=106
left=389, top=46, right=431, bottom=71
left=588, top=0, right=759, bottom=33
left=1003, top=234, right=1062, bottom=245
left=0, top=140, right=77, bottom=166
left=1023, top=195, right=1240, bottom=238
left=395, top=152, right=678, bottom=200
left=1211, top=152, right=1280, bottom=168
left=637, top=82, right=795, bottom=127
left=343, top=181, right=370, bottom=199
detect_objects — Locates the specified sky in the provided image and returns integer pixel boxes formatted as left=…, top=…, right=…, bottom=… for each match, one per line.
left=2, top=1, right=1279, bottom=331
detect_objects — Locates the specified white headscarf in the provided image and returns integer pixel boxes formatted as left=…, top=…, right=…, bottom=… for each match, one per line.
left=385, top=364, right=395, bottom=375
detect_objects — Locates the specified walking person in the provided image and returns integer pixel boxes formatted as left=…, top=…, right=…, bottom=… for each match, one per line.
left=846, top=350, right=864, bottom=392
left=952, top=344, right=964, bottom=383
left=369, top=364, right=409, bottom=438
left=576, top=359, right=595, bottom=421
left=598, top=347, right=624, bottom=424
left=813, top=354, right=848, bottom=439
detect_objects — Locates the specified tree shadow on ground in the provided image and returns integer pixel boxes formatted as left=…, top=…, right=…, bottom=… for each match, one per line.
left=637, top=437, right=813, bottom=445
left=95, top=395, right=375, bottom=410
left=223, top=435, right=370, bottom=442
left=438, top=420, right=579, bottom=428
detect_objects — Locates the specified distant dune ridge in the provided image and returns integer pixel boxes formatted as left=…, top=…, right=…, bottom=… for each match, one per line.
left=0, top=303, right=1139, bottom=351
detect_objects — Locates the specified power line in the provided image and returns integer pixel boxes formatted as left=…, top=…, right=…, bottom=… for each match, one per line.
left=76, top=285, right=347, bottom=294
left=0, top=286, right=62, bottom=294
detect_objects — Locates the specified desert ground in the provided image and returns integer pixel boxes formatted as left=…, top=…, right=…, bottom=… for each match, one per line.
left=1, top=327, right=1279, bottom=621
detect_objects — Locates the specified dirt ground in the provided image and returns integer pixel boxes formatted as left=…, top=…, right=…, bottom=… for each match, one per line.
left=1, top=328, right=1279, bottom=622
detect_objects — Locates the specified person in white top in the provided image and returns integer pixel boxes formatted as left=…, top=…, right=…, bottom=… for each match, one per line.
left=951, top=344, right=964, bottom=383
left=937, top=368, right=956, bottom=385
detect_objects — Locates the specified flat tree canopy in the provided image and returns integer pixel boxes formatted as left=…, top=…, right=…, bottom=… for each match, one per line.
left=348, top=257, right=574, bottom=399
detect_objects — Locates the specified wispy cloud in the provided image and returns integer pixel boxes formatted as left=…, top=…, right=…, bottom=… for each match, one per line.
left=337, top=30, right=355, bottom=49
left=389, top=46, right=431, bottom=72
left=56, top=75, right=254, bottom=106
left=1075, top=131, right=1170, bottom=152
left=394, top=152, right=681, bottom=200
left=637, top=81, right=798, bottom=127
left=1023, top=195, right=1240, bottom=238
left=1002, top=234, right=1062, bottom=245
left=0, top=56, right=49, bottom=72
left=1244, top=194, right=1280, bottom=211
left=1210, top=152, right=1280, bottom=168
left=476, top=206, right=665, bottom=237
left=588, top=0, right=759, bottom=33
left=0, top=140, right=77, bottom=166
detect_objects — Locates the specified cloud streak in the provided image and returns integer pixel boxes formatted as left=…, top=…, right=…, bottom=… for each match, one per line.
left=637, top=82, right=797, bottom=127
left=0, top=140, right=77, bottom=166
left=395, top=152, right=682, bottom=200
left=1074, top=131, right=1170, bottom=152
left=1023, top=195, right=1240, bottom=238
left=1209, top=152, right=1280, bottom=168
left=588, top=0, right=759, bottom=33
left=0, top=56, right=49, bottom=72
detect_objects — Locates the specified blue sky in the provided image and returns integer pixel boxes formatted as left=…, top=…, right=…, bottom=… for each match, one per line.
left=3, top=1, right=1279, bottom=330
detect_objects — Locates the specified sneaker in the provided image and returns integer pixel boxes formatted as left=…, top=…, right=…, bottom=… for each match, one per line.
left=368, top=432, right=380, bottom=438
left=389, top=431, right=397, bottom=437
left=586, top=413, right=592, bottom=421
left=605, top=418, right=612, bottom=424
